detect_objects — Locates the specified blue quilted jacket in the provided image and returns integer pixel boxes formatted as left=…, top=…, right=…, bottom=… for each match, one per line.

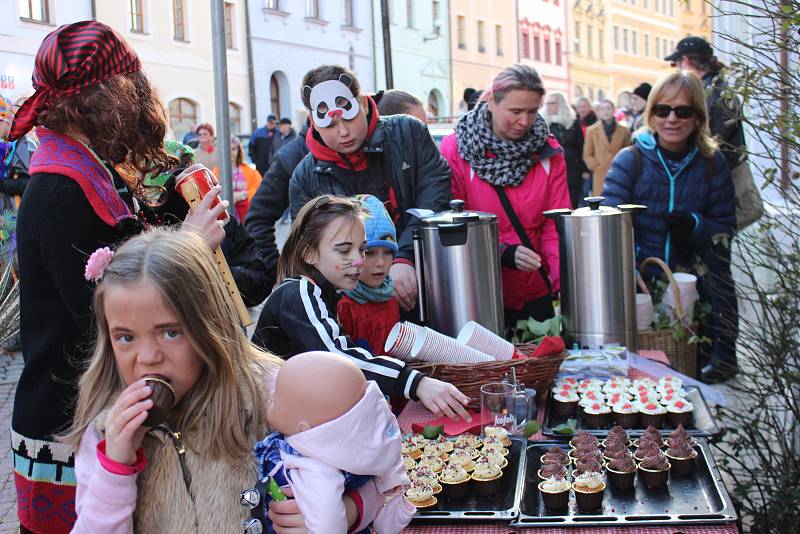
left=602, top=131, right=735, bottom=270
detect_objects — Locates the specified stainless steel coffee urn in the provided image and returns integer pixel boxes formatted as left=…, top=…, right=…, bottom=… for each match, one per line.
left=545, top=197, right=646, bottom=350
left=413, top=200, right=504, bottom=337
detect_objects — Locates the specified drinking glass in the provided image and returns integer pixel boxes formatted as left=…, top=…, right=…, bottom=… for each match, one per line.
left=480, top=382, right=516, bottom=436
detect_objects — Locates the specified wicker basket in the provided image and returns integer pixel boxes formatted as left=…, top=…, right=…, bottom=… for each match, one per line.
left=636, top=257, right=698, bottom=378
left=407, top=344, right=567, bottom=411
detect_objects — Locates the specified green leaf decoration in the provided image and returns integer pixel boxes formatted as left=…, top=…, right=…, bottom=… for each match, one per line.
left=523, top=420, right=541, bottom=437
left=422, top=424, right=444, bottom=439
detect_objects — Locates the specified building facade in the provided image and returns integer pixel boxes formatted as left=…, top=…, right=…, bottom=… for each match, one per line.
left=518, top=0, right=570, bottom=96
left=449, top=0, right=518, bottom=114
left=567, top=0, right=612, bottom=104
left=372, top=0, right=451, bottom=120
left=94, top=0, right=251, bottom=141
left=606, top=0, right=711, bottom=106
left=1, top=1, right=93, bottom=103
left=247, top=0, right=375, bottom=130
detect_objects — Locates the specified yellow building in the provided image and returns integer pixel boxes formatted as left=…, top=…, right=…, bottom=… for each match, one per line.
left=449, top=0, right=518, bottom=114
left=94, top=0, right=251, bottom=141
left=568, top=0, right=613, bottom=103
left=607, top=0, right=711, bottom=105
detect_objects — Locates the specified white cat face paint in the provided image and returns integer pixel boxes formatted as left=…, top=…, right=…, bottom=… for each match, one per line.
left=306, top=76, right=360, bottom=129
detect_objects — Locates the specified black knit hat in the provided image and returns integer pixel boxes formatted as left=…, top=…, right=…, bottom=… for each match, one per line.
left=633, top=83, right=652, bottom=101
left=665, top=36, right=713, bottom=61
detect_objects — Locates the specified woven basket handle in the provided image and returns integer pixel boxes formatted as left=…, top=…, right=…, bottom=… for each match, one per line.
left=639, top=256, right=684, bottom=319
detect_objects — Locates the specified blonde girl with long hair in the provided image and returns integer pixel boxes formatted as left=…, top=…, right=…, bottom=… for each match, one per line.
left=65, top=229, right=373, bottom=533
left=602, top=70, right=738, bottom=384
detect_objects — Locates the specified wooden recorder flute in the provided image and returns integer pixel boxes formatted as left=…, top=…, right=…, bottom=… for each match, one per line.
left=176, top=165, right=253, bottom=327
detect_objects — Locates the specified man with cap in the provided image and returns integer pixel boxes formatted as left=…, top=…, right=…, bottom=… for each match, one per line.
left=248, top=114, right=279, bottom=175
left=665, top=36, right=746, bottom=170
left=269, top=117, right=298, bottom=162
left=629, top=82, right=651, bottom=134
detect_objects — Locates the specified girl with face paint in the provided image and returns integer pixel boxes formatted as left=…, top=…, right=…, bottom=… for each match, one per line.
left=253, top=195, right=473, bottom=422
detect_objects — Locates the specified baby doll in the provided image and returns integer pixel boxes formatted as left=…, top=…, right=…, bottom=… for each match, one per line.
left=246, top=351, right=415, bottom=534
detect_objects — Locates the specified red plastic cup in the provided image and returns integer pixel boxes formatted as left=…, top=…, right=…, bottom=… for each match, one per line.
left=175, top=164, right=229, bottom=222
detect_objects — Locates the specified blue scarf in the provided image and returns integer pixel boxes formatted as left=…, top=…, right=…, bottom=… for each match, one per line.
left=344, top=276, right=395, bottom=304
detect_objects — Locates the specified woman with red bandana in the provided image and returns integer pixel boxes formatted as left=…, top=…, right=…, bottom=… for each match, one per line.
left=7, top=22, right=230, bottom=533
left=288, top=65, right=451, bottom=314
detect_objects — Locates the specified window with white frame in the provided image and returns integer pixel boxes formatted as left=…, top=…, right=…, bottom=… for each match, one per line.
left=632, top=30, right=638, bottom=55
left=623, top=28, right=628, bottom=52
left=587, top=24, right=593, bottom=58
left=432, top=0, right=441, bottom=35
left=173, top=0, right=187, bottom=41
left=306, top=0, right=320, bottom=18
left=406, top=0, right=414, bottom=28
left=614, top=26, right=619, bottom=50
left=496, top=25, right=503, bottom=56
left=599, top=28, right=604, bottom=59
left=644, top=34, right=650, bottom=56
left=224, top=2, right=236, bottom=48
left=344, top=0, right=354, bottom=26
left=574, top=21, right=580, bottom=54
left=555, top=34, right=562, bottom=65
left=477, top=20, right=486, bottom=53
left=168, top=98, right=198, bottom=142
left=544, top=32, right=551, bottom=63
left=19, top=0, right=50, bottom=23
left=521, top=27, right=531, bottom=58
left=457, top=15, right=466, bottom=49
left=130, top=0, right=145, bottom=33
left=266, top=0, right=280, bottom=9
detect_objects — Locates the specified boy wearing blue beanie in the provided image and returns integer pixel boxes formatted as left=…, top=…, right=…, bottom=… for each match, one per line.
left=337, top=195, right=401, bottom=354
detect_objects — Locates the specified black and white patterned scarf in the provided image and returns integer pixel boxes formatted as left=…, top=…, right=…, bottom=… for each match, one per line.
left=455, top=101, right=550, bottom=187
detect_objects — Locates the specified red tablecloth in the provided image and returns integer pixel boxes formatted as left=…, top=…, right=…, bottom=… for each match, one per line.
left=399, top=350, right=738, bottom=534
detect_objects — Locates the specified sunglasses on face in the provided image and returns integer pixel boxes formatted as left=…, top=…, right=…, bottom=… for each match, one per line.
left=651, top=104, right=697, bottom=119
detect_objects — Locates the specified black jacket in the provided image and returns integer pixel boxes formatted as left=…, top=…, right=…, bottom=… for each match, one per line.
left=704, top=72, right=746, bottom=169
left=248, top=126, right=278, bottom=175
left=549, top=120, right=584, bottom=186
left=289, top=115, right=451, bottom=262
left=252, top=274, right=424, bottom=400
left=0, top=135, right=35, bottom=197
left=269, top=128, right=298, bottom=161
left=244, top=121, right=310, bottom=288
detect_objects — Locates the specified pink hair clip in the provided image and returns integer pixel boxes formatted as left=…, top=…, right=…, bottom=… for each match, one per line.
left=84, top=247, right=114, bottom=282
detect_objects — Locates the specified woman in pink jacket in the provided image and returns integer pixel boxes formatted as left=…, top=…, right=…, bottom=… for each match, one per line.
left=441, top=64, right=571, bottom=329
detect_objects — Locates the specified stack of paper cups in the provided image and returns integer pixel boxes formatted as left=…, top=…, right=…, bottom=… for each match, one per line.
left=663, top=272, right=699, bottom=322
left=457, top=321, right=514, bottom=361
left=384, top=322, right=425, bottom=359
left=411, top=327, right=494, bottom=364
left=636, top=293, right=654, bottom=331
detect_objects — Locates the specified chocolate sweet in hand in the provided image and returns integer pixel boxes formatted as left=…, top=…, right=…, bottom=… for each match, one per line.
left=143, top=377, right=176, bottom=427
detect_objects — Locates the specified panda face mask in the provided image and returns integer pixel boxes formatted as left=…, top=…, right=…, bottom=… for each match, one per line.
left=305, top=75, right=361, bottom=129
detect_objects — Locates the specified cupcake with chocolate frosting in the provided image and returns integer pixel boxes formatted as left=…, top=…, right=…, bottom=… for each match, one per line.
left=638, top=450, right=671, bottom=488
left=666, top=424, right=695, bottom=448
left=666, top=436, right=698, bottom=475
left=573, top=457, right=604, bottom=477
left=606, top=454, right=637, bottom=489
left=538, top=461, right=568, bottom=481
left=634, top=438, right=662, bottom=461
left=569, top=431, right=599, bottom=449
left=541, top=446, right=570, bottom=467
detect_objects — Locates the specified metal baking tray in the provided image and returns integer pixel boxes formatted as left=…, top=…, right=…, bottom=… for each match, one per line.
left=410, top=436, right=526, bottom=523
left=542, top=386, right=721, bottom=439
left=511, top=440, right=737, bottom=528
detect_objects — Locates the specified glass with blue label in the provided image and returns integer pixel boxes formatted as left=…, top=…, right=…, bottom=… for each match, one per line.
left=480, top=382, right=516, bottom=438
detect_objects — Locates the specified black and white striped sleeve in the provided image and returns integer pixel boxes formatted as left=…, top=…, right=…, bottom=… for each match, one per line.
left=278, top=278, right=424, bottom=400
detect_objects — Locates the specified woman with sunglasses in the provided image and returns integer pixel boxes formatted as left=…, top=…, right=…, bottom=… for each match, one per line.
left=603, top=71, right=737, bottom=383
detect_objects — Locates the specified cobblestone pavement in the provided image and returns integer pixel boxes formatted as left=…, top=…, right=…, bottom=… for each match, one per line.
left=0, top=351, right=23, bottom=533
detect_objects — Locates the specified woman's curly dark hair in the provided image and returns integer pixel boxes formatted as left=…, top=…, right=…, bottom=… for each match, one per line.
left=37, top=71, right=177, bottom=187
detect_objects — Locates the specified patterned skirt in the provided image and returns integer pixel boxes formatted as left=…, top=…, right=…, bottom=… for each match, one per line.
left=11, top=429, right=77, bottom=533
